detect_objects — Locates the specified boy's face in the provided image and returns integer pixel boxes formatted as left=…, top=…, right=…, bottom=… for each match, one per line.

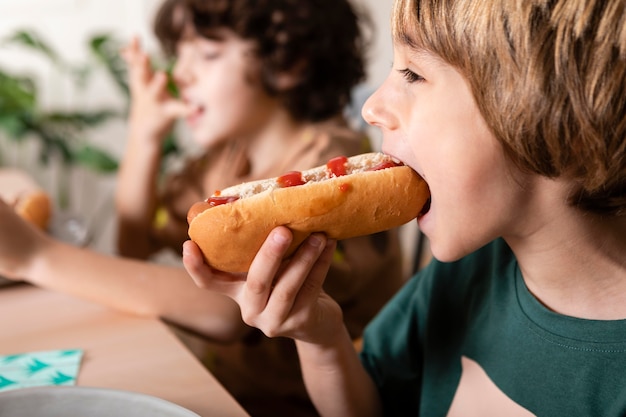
left=362, top=43, right=531, bottom=262
left=173, top=29, right=281, bottom=148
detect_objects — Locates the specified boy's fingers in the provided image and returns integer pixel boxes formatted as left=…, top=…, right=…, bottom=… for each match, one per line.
left=293, top=237, right=336, bottom=306
left=148, top=71, right=168, bottom=95
left=182, top=240, right=213, bottom=289
left=182, top=240, right=246, bottom=297
left=244, top=227, right=294, bottom=317
left=161, top=98, right=197, bottom=120
left=149, top=74, right=194, bottom=119
left=125, top=52, right=153, bottom=92
left=265, top=233, right=329, bottom=322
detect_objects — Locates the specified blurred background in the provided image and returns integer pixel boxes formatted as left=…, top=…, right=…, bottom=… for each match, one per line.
left=0, top=0, right=400, bottom=257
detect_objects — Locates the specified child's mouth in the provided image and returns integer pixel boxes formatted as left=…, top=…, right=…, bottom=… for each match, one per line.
left=418, top=197, right=431, bottom=219
left=186, top=104, right=205, bottom=125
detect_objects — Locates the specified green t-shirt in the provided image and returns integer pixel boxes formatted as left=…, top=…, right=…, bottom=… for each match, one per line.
left=360, top=238, right=626, bottom=416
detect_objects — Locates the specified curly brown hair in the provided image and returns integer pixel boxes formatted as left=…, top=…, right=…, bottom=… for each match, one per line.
left=393, top=0, right=626, bottom=216
left=154, top=0, right=370, bottom=123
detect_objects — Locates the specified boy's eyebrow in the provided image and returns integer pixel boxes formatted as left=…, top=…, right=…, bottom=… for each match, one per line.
left=396, top=31, right=419, bottom=49
left=395, top=41, right=446, bottom=69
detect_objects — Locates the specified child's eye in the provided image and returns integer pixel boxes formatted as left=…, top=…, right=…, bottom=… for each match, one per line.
left=197, top=42, right=223, bottom=60
left=398, top=68, right=424, bottom=83
left=201, top=51, right=220, bottom=60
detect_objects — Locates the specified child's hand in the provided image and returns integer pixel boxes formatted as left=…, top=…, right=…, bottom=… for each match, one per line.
left=0, top=199, right=46, bottom=281
left=182, top=227, right=345, bottom=346
left=122, top=36, right=194, bottom=144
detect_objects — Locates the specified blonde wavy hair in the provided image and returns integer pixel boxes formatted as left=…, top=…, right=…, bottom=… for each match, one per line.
left=393, top=0, right=626, bottom=216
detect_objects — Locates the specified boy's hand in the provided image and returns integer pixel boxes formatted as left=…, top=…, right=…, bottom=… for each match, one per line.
left=182, top=227, right=345, bottom=346
left=0, top=199, right=46, bottom=281
left=122, top=36, right=194, bottom=144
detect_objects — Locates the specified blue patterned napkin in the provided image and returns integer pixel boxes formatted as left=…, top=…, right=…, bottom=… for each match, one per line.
left=0, top=349, right=83, bottom=392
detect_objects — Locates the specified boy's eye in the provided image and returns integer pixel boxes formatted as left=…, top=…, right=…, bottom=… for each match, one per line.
left=196, top=40, right=223, bottom=60
left=203, top=54, right=218, bottom=60
left=398, top=68, right=424, bottom=83
left=201, top=50, right=220, bottom=60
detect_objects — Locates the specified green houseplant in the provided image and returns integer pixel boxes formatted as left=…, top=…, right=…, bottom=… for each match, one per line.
left=0, top=29, right=181, bottom=209
left=0, top=29, right=124, bottom=209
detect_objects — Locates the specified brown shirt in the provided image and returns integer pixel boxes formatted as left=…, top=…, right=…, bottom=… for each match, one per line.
left=155, top=118, right=370, bottom=252
left=157, top=118, right=406, bottom=417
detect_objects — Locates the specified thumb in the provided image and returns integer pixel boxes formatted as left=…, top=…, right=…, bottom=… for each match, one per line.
left=163, top=99, right=198, bottom=119
left=182, top=240, right=247, bottom=297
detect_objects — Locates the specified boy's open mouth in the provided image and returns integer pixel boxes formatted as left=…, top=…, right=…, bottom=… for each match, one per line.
left=418, top=197, right=431, bottom=218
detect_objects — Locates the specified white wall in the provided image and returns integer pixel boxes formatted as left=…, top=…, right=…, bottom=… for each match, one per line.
left=0, top=0, right=392, bottom=107
left=354, top=0, right=393, bottom=88
left=0, top=0, right=396, bottom=255
left=0, top=0, right=166, bottom=251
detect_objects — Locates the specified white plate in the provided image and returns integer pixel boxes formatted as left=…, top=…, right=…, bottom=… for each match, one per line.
left=0, top=386, right=200, bottom=417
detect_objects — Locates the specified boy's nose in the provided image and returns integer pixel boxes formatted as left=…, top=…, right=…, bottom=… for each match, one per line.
left=361, top=86, right=397, bottom=131
left=172, top=61, right=193, bottom=86
left=361, top=91, right=379, bottom=127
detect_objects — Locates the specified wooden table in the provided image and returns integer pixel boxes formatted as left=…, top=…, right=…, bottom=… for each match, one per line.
left=0, top=284, right=249, bottom=417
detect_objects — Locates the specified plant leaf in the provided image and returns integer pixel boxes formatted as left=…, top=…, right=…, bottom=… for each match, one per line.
left=74, top=144, right=118, bottom=173
left=2, top=29, right=61, bottom=66
left=89, top=33, right=129, bottom=98
left=43, top=110, right=122, bottom=129
left=0, top=114, right=29, bottom=138
left=0, top=70, right=37, bottom=112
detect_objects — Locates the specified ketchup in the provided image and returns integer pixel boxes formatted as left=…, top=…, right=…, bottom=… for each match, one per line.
left=326, top=156, right=348, bottom=177
left=368, top=160, right=402, bottom=171
left=208, top=195, right=240, bottom=207
left=277, top=171, right=305, bottom=187
left=206, top=156, right=400, bottom=208
left=338, top=183, right=350, bottom=192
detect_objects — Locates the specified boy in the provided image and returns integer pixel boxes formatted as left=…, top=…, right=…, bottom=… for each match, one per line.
left=182, top=0, right=626, bottom=415
left=0, top=1, right=406, bottom=415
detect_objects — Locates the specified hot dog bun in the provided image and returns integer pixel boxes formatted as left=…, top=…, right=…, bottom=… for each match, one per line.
left=187, top=152, right=430, bottom=273
left=0, top=168, right=52, bottom=230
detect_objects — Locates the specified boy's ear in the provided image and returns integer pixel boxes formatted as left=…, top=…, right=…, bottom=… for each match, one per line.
left=273, top=59, right=307, bottom=90
left=274, top=72, right=300, bottom=90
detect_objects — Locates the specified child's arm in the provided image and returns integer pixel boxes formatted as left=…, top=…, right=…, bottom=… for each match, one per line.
left=183, top=227, right=384, bottom=416
left=115, top=37, right=193, bottom=259
left=0, top=200, right=248, bottom=342
left=296, top=334, right=383, bottom=417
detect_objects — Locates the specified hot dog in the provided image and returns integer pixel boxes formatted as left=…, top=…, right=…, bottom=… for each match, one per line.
left=187, top=152, right=430, bottom=273
left=0, top=168, right=52, bottom=230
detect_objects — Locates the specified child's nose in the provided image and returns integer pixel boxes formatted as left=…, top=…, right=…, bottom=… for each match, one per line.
left=172, top=59, right=193, bottom=86
left=361, top=85, right=397, bottom=131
